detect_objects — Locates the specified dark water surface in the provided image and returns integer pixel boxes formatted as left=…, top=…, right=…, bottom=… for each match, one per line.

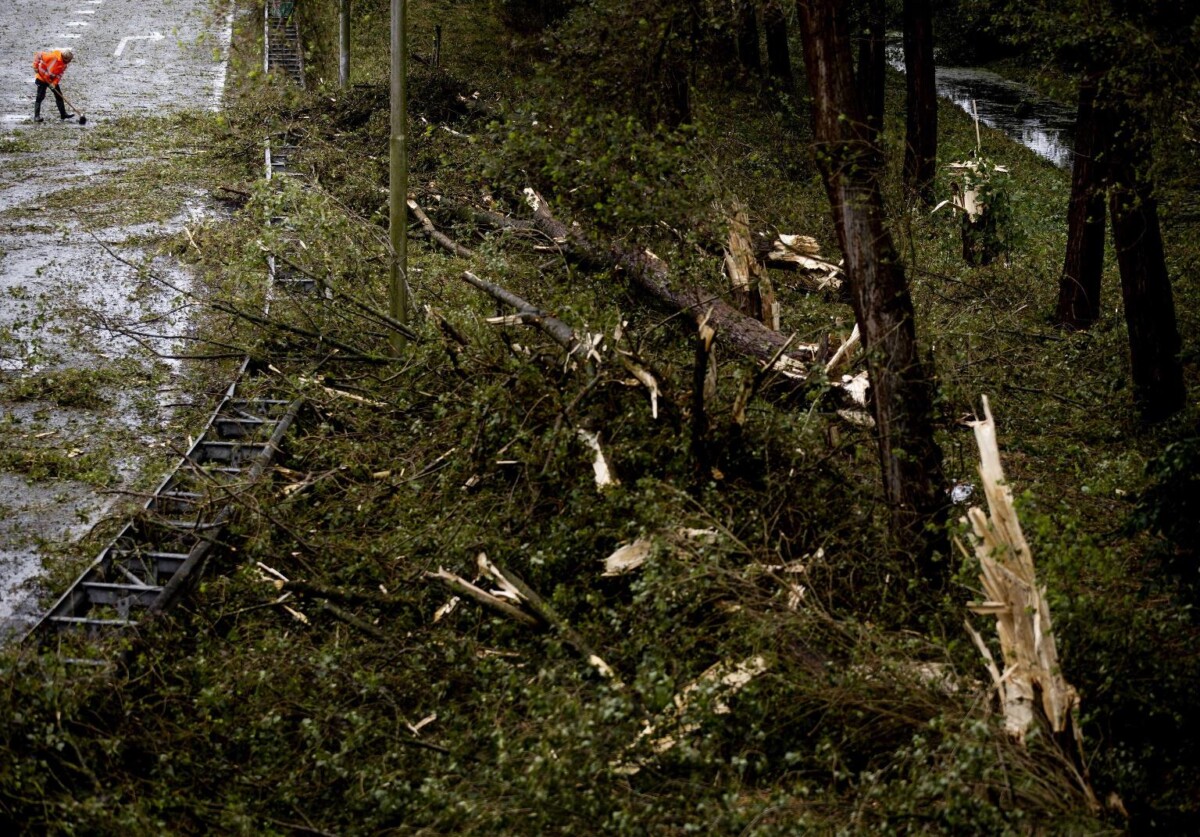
left=934, top=65, right=1076, bottom=168
left=888, top=45, right=1077, bottom=168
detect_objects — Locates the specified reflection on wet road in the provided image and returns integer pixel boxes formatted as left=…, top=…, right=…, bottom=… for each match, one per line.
left=0, top=0, right=234, bottom=632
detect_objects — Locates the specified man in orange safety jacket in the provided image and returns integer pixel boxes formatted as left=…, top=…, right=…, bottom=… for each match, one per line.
left=32, top=48, right=75, bottom=122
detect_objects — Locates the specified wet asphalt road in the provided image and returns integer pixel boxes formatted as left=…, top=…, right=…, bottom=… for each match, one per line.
left=0, top=0, right=234, bottom=631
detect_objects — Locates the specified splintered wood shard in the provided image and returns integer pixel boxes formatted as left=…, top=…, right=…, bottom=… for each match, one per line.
left=578, top=429, right=618, bottom=488
left=724, top=203, right=777, bottom=328
left=755, top=232, right=843, bottom=292
left=965, top=396, right=1084, bottom=754
left=824, top=323, right=861, bottom=375
left=614, top=655, right=769, bottom=775
left=620, top=354, right=660, bottom=419
left=602, top=539, right=654, bottom=576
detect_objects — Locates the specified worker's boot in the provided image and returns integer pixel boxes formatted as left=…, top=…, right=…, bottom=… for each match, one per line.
left=33, top=103, right=43, bottom=123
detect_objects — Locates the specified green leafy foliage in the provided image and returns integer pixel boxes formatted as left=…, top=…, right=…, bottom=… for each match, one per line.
left=1, top=0, right=1199, bottom=833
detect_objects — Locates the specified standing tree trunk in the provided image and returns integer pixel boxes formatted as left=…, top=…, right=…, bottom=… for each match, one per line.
left=763, top=0, right=794, bottom=92
left=735, top=0, right=762, bottom=72
left=651, top=12, right=692, bottom=127
left=1055, top=72, right=1107, bottom=329
left=903, top=0, right=938, bottom=205
left=857, top=0, right=886, bottom=142
left=1106, top=105, right=1185, bottom=421
left=797, top=0, right=949, bottom=579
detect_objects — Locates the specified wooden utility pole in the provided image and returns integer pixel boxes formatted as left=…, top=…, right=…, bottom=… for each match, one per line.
left=339, top=0, right=350, bottom=88
left=389, top=0, right=409, bottom=351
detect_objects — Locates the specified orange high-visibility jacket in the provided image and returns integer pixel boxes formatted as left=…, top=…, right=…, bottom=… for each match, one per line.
left=33, top=50, right=69, bottom=85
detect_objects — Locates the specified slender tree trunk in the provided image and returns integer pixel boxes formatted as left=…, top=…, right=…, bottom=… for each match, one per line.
left=735, top=0, right=762, bottom=72
left=857, top=0, right=886, bottom=142
left=339, top=0, right=350, bottom=88
left=763, top=0, right=794, bottom=92
left=1055, top=72, right=1107, bottom=329
left=797, top=0, right=948, bottom=578
left=903, top=0, right=937, bottom=205
left=651, top=14, right=691, bottom=127
left=1106, top=107, right=1185, bottom=421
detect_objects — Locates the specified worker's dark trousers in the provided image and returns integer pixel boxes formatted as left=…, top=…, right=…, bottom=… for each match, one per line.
left=34, top=80, right=68, bottom=119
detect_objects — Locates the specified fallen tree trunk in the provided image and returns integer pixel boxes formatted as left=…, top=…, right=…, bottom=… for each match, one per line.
left=522, top=189, right=820, bottom=378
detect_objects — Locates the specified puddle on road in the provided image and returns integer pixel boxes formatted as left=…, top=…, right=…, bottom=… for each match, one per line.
left=0, top=0, right=238, bottom=633
left=0, top=475, right=106, bottom=642
left=0, top=218, right=201, bottom=629
left=0, top=152, right=223, bottom=633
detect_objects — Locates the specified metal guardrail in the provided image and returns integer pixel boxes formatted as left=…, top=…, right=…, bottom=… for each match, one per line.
left=25, top=9, right=312, bottom=656
left=26, top=374, right=301, bottom=645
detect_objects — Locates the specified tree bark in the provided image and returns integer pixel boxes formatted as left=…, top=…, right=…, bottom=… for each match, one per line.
left=857, top=0, right=886, bottom=142
left=903, top=0, right=938, bottom=205
left=522, top=190, right=821, bottom=375
left=763, top=0, right=794, bottom=92
left=735, top=0, right=762, bottom=72
left=1106, top=107, right=1186, bottom=421
left=652, top=12, right=691, bottom=127
left=797, top=0, right=948, bottom=576
left=1055, top=72, right=1107, bottom=329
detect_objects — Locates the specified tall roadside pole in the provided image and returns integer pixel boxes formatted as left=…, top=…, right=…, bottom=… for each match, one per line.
left=389, top=0, right=409, bottom=352
left=339, top=0, right=350, bottom=88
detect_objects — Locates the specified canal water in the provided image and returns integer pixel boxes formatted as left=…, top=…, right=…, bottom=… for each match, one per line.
left=888, top=45, right=1077, bottom=168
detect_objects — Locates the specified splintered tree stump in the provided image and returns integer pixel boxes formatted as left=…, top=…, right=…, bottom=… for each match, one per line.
left=961, top=211, right=999, bottom=267
left=724, top=204, right=778, bottom=329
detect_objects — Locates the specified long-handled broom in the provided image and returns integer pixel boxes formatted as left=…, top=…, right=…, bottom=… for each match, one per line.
left=54, top=86, right=87, bottom=125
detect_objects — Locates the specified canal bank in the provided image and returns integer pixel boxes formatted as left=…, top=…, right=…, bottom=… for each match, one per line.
left=887, top=40, right=1077, bottom=168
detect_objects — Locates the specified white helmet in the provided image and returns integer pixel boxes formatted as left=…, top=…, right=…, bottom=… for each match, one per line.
left=61, top=48, right=75, bottom=62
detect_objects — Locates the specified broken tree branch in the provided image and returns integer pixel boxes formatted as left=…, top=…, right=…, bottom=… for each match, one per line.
left=426, top=567, right=544, bottom=627
left=448, top=203, right=538, bottom=234
left=460, top=270, right=587, bottom=359
left=692, top=309, right=717, bottom=466
left=270, top=250, right=420, bottom=342
left=477, top=553, right=622, bottom=685
left=318, top=600, right=388, bottom=641
left=89, top=231, right=407, bottom=360
left=278, top=580, right=410, bottom=610
left=408, top=199, right=476, bottom=259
